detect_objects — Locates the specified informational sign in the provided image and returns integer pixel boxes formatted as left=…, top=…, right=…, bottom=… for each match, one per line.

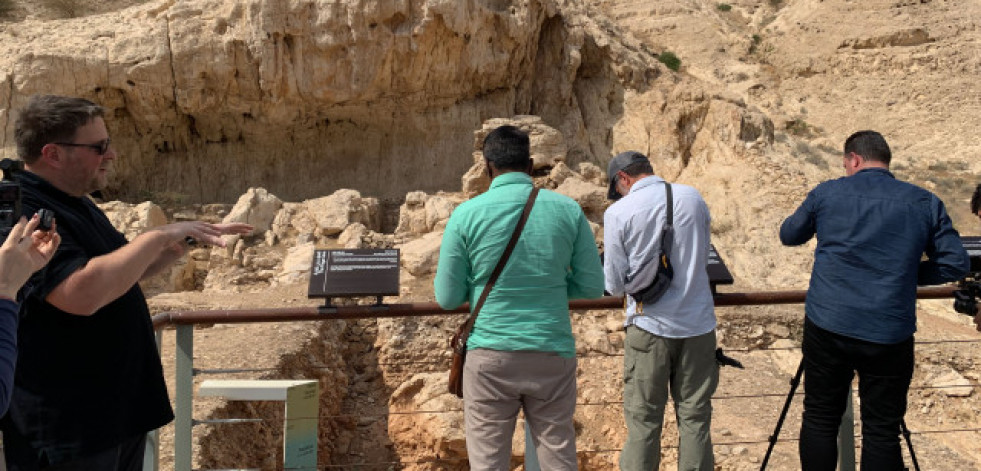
left=707, top=244, right=734, bottom=286
left=963, top=236, right=981, bottom=272
left=307, top=249, right=400, bottom=298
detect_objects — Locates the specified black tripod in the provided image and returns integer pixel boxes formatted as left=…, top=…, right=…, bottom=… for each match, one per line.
left=760, top=360, right=804, bottom=470
left=760, top=358, right=921, bottom=471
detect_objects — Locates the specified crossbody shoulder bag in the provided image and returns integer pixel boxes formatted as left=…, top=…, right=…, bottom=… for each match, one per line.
left=630, top=181, right=675, bottom=307
left=448, top=187, right=540, bottom=398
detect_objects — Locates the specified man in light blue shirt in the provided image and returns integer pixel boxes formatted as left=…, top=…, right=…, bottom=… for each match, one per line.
left=603, top=151, right=717, bottom=471
left=435, top=125, right=604, bottom=470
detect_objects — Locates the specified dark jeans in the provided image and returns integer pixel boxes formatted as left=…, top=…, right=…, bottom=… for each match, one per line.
left=799, top=318, right=914, bottom=471
left=5, top=434, right=146, bottom=471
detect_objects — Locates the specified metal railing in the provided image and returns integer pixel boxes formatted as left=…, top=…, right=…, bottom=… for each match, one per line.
left=150, top=286, right=964, bottom=470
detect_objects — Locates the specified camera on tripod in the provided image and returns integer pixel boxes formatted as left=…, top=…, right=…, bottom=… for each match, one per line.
left=952, top=236, right=981, bottom=317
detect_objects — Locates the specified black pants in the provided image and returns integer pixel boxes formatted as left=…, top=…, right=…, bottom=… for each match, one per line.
left=5, top=433, right=146, bottom=471
left=799, top=318, right=913, bottom=471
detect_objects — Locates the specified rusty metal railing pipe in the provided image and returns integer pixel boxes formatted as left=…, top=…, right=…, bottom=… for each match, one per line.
left=151, top=285, right=958, bottom=330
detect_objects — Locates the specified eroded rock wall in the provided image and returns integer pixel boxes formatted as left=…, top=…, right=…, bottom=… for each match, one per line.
left=0, top=0, right=677, bottom=204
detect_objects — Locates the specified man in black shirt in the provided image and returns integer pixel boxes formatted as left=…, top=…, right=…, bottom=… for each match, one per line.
left=2, top=95, right=253, bottom=471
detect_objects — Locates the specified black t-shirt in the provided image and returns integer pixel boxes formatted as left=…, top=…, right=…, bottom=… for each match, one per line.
left=0, top=171, right=173, bottom=465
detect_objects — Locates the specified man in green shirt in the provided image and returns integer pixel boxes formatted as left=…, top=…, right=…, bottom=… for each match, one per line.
left=435, top=125, right=604, bottom=469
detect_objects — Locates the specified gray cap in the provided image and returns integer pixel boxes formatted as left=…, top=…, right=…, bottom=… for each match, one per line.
left=607, top=151, right=650, bottom=200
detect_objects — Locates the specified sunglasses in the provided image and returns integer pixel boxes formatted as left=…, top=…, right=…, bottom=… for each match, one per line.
left=55, top=138, right=112, bottom=156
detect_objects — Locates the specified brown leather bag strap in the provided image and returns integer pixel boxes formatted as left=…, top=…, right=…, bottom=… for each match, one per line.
left=459, top=186, right=540, bottom=334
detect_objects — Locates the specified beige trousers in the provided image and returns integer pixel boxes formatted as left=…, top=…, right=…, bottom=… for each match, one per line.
left=462, top=349, right=578, bottom=471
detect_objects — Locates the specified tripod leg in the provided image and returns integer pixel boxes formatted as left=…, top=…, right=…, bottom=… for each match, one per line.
left=760, top=359, right=805, bottom=471
left=901, top=419, right=921, bottom=471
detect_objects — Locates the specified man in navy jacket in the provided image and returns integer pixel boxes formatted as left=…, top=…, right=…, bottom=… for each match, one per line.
left=780, top=130, right=969, bottom=470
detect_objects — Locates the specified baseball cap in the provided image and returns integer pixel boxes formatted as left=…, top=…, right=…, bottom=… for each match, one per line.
left=607, top=151, right=650, bottom=200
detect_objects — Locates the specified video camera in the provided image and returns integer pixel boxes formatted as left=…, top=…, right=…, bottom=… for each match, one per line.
left=952, top=237, right=981, bottom=317
left=0, top=158, right=52, bottom=242
left=0, top=159, right=25, bottom=241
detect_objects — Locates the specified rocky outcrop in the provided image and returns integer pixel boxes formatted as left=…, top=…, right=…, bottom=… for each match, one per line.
left=0, top=0, right=773, bottom=209
left=395, top=191, right=461, bottom=236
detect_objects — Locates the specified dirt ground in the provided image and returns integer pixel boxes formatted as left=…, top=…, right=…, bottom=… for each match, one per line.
left=147, top=272, right=981, bottom=470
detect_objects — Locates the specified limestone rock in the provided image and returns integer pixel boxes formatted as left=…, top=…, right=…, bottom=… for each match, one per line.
left=768, top=338, right=802, bottom=378
left=338, top=223, right=367, bottom=249
left=270, top=203, right=298, bottom=242
left=223, top=187, right=283, bottom=235
left=398, top=232, right=443, bottom=277
left=548, top=161, right=577, bottom=187
left=394, top=191, right=429, bottom=235
left=553, top=176, right=608, bottom=222
left=99, top=201, right=168, bottom=240
left=303, top=189, right=381, bottom=236
left=276, top=243, right=315, bottom=285
left=578, top=162, right=607, bottom=187
left=929, top=366, right=974, bottom=398
left=424, top=195, right=460, bottom=233
left=396, top=192, right=462, bottom=235
left=388, top=373, right=466, bottom=461
left=461, top=152, right=491, bottom=198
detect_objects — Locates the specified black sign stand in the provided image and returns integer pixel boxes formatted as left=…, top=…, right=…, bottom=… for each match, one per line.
left=707, top=244, right=734, bottom=294
left=307, top=249, right=400, bottom=314
left=963, top=236, right=981, bottom=273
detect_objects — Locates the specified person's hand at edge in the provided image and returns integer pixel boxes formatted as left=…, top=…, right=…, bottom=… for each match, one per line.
left=0, top=215, right=61, bottom=299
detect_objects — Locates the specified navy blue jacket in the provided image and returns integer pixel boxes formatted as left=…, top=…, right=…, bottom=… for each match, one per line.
left=780, top=168, right=969, bottom=343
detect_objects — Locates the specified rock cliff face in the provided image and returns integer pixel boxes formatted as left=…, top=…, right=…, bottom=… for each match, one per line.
left=5, top=1, right=981, bottom=470
left=1, top=0, right=767, bottom=204
left=596, top=0, right=981, bottom=230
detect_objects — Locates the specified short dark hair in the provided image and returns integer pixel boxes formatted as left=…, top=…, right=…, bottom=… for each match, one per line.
left=972, top=183, right=981, bottom=215
left=482, top=125, right=530, bottom=172
left=620, top=161, right=654, bottom=177
left=843, top=130, right=891, bottom=165
left=15, top=95, right=105, bottom=164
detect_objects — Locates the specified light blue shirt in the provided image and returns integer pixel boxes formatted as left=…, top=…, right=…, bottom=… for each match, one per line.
left=603, top=175, right=716, bottom=338
left=434, top=172, right=605, bottom=357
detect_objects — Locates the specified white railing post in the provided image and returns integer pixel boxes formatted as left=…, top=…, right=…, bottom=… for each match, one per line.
left=143, top=331, right=164, bottom=471
left=175, top=325, right=194, bottom=471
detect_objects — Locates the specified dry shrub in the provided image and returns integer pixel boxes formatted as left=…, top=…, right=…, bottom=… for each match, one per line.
left=40, top=0, right=81, bottom=18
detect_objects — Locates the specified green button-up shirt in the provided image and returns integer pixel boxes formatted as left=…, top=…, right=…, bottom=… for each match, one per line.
left=434, top=172, right=605, bottom=357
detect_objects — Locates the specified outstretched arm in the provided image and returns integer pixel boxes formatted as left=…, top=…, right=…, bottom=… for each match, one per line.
left=46, top=221, right=252, bottom=315
left=780, top=191, right=817, bottom=246
left=917, top=199, right=969, bottom=285
left=140, top=222, right=254, bottom=280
